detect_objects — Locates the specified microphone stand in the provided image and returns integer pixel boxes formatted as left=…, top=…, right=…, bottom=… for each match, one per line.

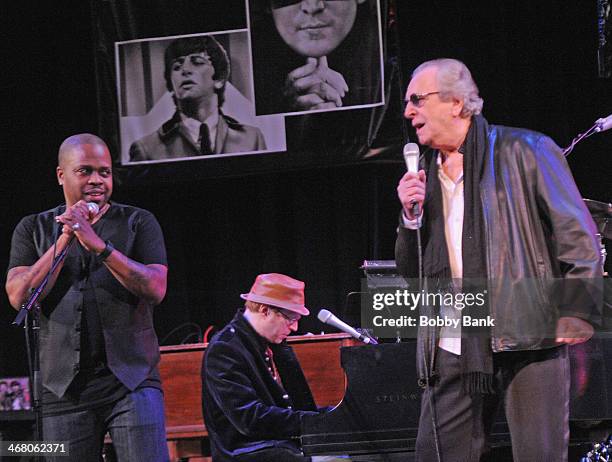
left=22, top=303, right=42, bottom=453
left=12, top=236, right=74, bottom=445
left=13, top=238, right=73, bottom=326
left=563, top=121, right=603, bottom=157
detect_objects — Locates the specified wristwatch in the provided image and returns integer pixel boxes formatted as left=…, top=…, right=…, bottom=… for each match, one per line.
left=97, top=240, right=115, bottom=262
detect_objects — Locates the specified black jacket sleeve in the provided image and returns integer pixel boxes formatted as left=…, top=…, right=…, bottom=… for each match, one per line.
left=204, top=341, right=318, bottom=440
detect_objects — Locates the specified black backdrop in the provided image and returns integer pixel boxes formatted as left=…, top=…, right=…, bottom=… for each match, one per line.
left=1, top=0, right=610, bottom=376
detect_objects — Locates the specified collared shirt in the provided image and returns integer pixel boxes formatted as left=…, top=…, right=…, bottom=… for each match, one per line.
left=181, top=111, right=220, bottom=152
left=437, top=155, right=464, bottom=355
left=402, top=154, right=464, bottom=354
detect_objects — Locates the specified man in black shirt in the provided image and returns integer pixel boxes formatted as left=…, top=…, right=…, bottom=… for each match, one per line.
left=6, top=133, right=169, bottom=461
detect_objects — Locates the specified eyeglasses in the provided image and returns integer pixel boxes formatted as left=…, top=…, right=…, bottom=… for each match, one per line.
left=407, top=91, right=440, bottom=107
left=271, top=307, right=301, bottom=324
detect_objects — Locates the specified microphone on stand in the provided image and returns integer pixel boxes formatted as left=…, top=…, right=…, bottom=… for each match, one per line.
left=402, top=144, right=441, bottom=462
left=403, top=142, right=421, bottom=217
left=564, top=114, right=612, bottom=156
left=317, top=309, right=378, bottom=344
left=594, top=114, right=612, bottom=133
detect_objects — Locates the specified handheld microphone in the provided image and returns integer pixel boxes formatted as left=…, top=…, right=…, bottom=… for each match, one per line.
left=86, top=202, right=100, bottom=219
left=13, top=202, right=100, bottom=327
left=317, top=309, right=378, bottom=345
left=403, top=143, right=421, bottom=216
left=55, top=202, right=99, bottom=229
left=595, top=114, right=612, bottom=133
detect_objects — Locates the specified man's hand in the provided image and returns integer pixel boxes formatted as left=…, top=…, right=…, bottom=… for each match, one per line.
left=397, top=170, right=426, bottom=220
left=555, top=316, right=594, bottom=345
left=284, top=57, right=348, bottom=110
left=5, top=203, right=100, bottom=309
left=55, top=200, right=105, bottom=254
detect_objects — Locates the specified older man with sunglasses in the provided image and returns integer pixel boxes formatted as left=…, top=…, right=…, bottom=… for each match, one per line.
left=395, top=58, right=602, bottom=462
left=201, top=273, right=348, bottom=461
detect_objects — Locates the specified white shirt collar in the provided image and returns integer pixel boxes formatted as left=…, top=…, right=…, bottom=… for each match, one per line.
left=180, top=111, right=220, bottom=152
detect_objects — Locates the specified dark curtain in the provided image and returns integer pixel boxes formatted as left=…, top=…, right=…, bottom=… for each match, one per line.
left=111, top=161, right=405, bottom=342
left=1, top=0, right=610, bottom=378
left=395, top=0, right=611, bottom=197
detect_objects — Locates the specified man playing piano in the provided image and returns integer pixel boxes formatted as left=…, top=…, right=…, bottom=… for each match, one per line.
left=395, top=59, right=602, bottom=461
left=202, top=273, right=347, bottom=461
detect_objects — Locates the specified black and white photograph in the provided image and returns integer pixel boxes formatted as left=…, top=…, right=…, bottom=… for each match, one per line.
left=116, top=31, right=286, bottom=164
left=249, top=0, right=385, bottom=116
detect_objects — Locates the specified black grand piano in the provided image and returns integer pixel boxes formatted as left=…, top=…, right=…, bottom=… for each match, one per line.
left=301, top=342, right=420, bottom=460
left=303, top=244, right=612, bottom=459
left=301, top=338, right=612, bottom=461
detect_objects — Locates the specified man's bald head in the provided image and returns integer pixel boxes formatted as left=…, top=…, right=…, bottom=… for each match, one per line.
left=58, top=134, right=109, bottom=167
left=56, top=133, right=113, bottom=207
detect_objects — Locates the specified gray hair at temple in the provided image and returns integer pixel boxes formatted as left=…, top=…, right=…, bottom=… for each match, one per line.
left=413, top=58, right=484, bottom=118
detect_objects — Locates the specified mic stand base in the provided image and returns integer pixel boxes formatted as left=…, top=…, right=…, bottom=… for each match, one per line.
left=23, top=307, right=44, bottom=455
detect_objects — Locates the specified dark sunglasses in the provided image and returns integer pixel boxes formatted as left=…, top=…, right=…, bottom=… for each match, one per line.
left=407, top=91, right=440, bottom=107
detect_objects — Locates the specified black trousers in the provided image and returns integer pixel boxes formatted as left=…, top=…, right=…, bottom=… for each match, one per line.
left=416, top=345, right=570, bottom=462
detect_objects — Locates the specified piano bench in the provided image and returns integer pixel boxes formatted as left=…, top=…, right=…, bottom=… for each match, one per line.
left=167, top=426, right=210, bottom=461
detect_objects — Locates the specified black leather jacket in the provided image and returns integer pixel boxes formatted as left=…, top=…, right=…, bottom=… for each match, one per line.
left=396, top=125, right=602, bottom=360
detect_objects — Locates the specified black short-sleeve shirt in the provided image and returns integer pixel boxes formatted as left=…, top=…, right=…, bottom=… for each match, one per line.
left=7, top=202, right=168, bottom=411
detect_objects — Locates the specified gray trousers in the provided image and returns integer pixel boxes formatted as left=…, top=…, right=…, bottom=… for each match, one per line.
left=416, top=345, right=570, bottom=462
